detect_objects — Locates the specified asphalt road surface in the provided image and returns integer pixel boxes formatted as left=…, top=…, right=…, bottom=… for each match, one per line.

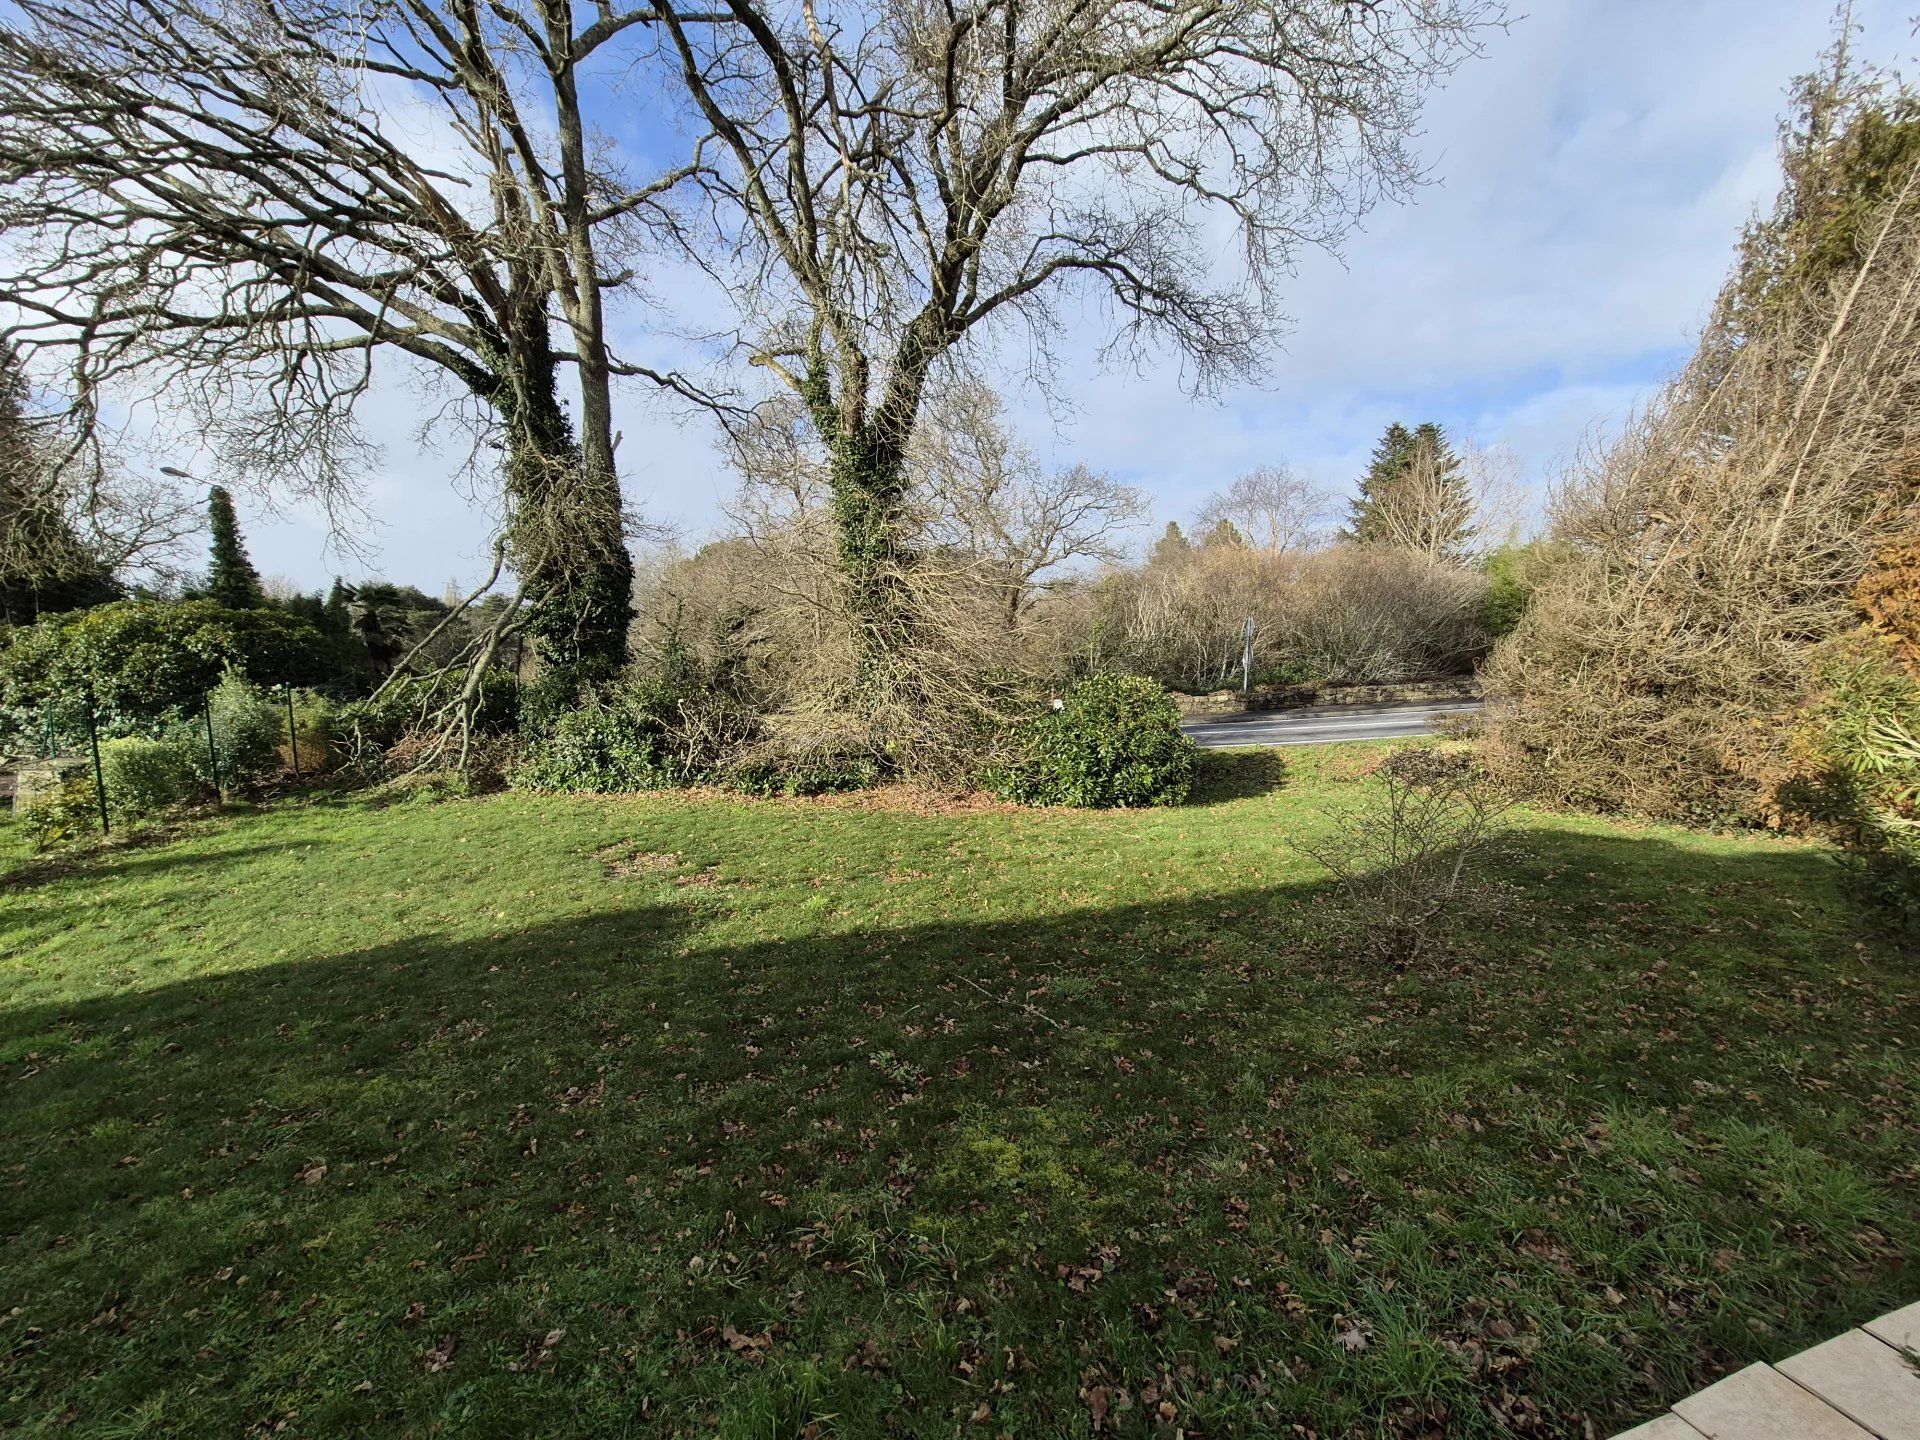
left=1181, top=699, right=1481, bottom=749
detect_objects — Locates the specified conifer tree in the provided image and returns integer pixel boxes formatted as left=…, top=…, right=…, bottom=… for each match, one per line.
left=1403, top=422, right=1475, bottom=560
left=1200, top=518, right=1247, bottom=548
left=1150, top=521, right=1192, bottom=567
left=322, top=577, right=350, bottom=633
left=1344, top=422, right=1415, bottom=543
left=1344, top=421, right=1475, bottom=560
left=205, top=485, right=264, bottom=609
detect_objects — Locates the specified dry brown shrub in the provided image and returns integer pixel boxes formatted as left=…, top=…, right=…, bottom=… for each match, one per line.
left=1294, top=748, right=1514, bottom=966
left=1856, top=537, right=1920, bottom=672
left=1095, top=542, right=1490, bottom=692
left=1483, top=95, right=1920, bottom=821
left=632, top=497, right=1042, bottom=789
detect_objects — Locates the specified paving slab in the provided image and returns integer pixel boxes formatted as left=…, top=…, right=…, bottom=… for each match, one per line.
left=1778, top=1329, right=1920, bottom=1440
left=1865, top=1300, right=1920, bottom=1355
left=1612, top=1416, right=1710, bottom=1440
left=1672, top=1362, right=1876, bottom=1440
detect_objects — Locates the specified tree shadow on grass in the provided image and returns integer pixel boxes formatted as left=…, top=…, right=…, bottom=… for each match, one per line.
left=1185, top=747, right=1289, bottom=805
left=0, top=838, right=323, bottom=894
left=0, top=830, right=1913, bottom=1439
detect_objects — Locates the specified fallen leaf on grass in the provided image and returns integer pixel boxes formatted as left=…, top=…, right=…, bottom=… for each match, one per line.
left=722, top=1324, right=771, bottom=1361
left=1334, top=1315, right=1373, bottom=1352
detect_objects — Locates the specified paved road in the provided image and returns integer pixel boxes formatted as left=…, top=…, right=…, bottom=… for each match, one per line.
left=1181, top=699, right=1481, bottom=749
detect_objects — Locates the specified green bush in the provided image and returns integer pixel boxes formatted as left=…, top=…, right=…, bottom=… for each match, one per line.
left=992, top=673, right=1197, bottom=808
left=170, top=671, right=284, bottom=794
left=1783, top=646, right=1920, bottom=934
left=19, top=776, right=101, bottom=851
left=725, top=749, right=879, bottom=798
left=0, top=599, right=350, bottom=740
left=513, top=701, right=683, bottom=793
left=1479, top=541, right=1563, bottom=643
left=101, top=737, right=203, bottom=817
left=513, top=668, right=580, bottom=744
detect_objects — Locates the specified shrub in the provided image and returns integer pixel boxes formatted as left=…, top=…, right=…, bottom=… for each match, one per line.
left=1093, top=544, right=1492, bottom=693
left=281, top=690, right=336, bottom=775
left=19, top=776, right=101, bottom=851
left=514, top=668, right=580, bottom=744
left=1479, top=541, right=1561, bottom=642
left=172, top=671, right=284, bottom=793
left=1781, top=645, right=1920, bottom=933
left=0, top=599, right=352, bottom=739
left=100, top=737, right=203, bottom=817
left=1481, top=75, right=1920, bottom=824
left=1856, top=538, right=1920, bottom=673
left=725, top=748, right=879, bottom=797
left=993, top=673, right=1196, bottom=808
left=1293, top=747, right=1513, bottom=966
left=513, top=700, right=683, bottom=793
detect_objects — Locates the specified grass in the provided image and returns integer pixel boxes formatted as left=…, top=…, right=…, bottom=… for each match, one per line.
left=1, top=744, right=1915, bottom=1438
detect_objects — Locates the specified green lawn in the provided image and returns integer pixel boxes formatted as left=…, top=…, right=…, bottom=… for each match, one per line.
left=2, top=746, right=1915, bottom=1438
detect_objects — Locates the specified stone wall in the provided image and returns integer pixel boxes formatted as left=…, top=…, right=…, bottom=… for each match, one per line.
left=1172, top=676, right=1481, bottom=717
left=11, top=757, right=89, bottom=809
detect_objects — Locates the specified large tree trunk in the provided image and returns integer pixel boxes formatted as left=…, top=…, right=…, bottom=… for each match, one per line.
left=501, top=322, right=633, bottom=683
left=816, top=321, right=939, bottom=705
left=827, top=426, right=917, bottom=691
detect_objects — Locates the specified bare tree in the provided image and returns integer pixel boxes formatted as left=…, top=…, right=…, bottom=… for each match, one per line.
left=1195, top=465, right=1333, bottom=555
left=0, top=343, right=194, bottom=620
left=1458, top=438, right=1531, bottom=550
left=914, top=380, right=1146, bottom=627
left=0, top=0, right=714, bottom=694
left=653, top=0, right=1501, bottom=718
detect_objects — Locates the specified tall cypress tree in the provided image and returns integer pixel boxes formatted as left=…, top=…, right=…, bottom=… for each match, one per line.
left=1200, top=518, right=1246, bottom=549
left=1344, top=422, right=1415, bottom=543
left=205, top=485, right=265, bottom=609
left=322, top=576, right=351, bottom=633
left=1150, top=521, right=1192, bottom=567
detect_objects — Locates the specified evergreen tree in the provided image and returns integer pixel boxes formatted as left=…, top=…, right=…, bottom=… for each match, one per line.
left=1343, top=422, right=1415, bottom=543
left=1344, top=421, right=1475, bottom=561
left=1149, top=521, right=1192, bottom=567
left=205, top=485, right=264, bottom=609
left=1199, top=518, right=1246, bottom=548
left=322, top=577, right=351, bottom=633
left=1404, top=422, right=1475, bottom=560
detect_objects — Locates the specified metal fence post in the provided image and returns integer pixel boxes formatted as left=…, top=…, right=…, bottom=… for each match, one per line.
left=83, top=689, right=109, bottom=835
left=284, top=684, right=301, bottom=779
left=204, top=696, right=222, bottom=796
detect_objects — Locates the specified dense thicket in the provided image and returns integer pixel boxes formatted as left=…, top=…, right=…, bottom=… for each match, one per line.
left=1483, top=52, right=1920, bottom=823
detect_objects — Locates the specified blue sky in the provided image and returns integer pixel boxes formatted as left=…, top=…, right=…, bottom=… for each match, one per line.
left=222, top=0, right=1918, bottom=594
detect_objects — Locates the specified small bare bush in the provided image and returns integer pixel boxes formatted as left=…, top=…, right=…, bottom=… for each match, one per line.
left=1295, top=748, right=1514, bottom=966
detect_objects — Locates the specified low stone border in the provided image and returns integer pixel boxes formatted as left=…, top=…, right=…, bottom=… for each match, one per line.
left=1172, top=677, right=1481, bottom=717
left=1611, top=1298, right=1919, bottom=1439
